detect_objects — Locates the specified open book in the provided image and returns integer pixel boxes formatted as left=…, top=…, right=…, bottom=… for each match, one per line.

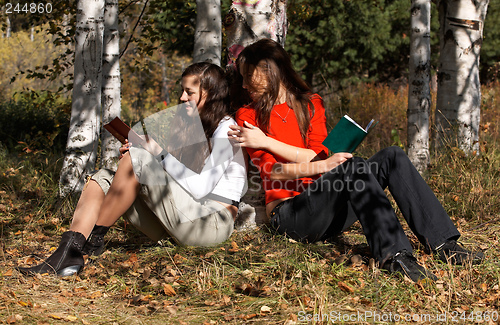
left=322, top=115, right=377, bottom=153
left=103, top=117, right=142, bottom=144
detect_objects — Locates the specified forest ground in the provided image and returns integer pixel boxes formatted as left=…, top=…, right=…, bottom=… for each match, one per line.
left=1, top=83, right=500, bottom=324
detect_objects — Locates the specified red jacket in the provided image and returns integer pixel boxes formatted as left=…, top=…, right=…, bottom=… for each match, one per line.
left=236, top=95, right=328, bottom=205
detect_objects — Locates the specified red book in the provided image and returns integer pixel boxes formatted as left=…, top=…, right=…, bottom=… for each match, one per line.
left=104, top=117, right=140, bottom=144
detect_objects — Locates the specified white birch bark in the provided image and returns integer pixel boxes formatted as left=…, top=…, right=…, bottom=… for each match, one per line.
left=407, top=0, right=431, bottom=172
left=6, top=16, right=11, bottom=38
left=194, top=0, right=222, bottom=65
left=59, top=0, right=105, bottom=196
left=224, top=0, right=287, bottom=68
left=100, top=0, right=121, bottom=169
left=435, top=0, right=489, bottom=153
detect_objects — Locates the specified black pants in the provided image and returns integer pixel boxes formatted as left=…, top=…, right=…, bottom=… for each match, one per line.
left=270, top=146, right=460, bottom=264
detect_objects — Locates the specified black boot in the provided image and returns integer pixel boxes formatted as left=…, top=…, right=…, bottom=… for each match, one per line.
left=82, top=225, right=110, bottom=256
left=17, top=231, right=86, bottom=277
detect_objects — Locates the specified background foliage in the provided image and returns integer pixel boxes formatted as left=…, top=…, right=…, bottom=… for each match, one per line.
left=1, top=2, right=499, bottom=323
left=0, top=0, right=498, bottom=157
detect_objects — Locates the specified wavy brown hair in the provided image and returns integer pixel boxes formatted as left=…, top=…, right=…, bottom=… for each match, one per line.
left=182, top=62, right=230, bottom=140
left=234, top=38, right=314, bottom=142
left=166, top=62, right=230, bottom=172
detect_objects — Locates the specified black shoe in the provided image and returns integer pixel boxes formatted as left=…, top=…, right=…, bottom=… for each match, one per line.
left=16, top=231, right=86, bottom=277
left=435, top=240, right=485, bottom=265
left=383, top=250, right=437, bottom=282
left=82, top=225, right=109, bottom=256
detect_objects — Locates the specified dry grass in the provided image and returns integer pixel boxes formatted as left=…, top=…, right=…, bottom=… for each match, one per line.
left=1, top=83, right=500, bottom=324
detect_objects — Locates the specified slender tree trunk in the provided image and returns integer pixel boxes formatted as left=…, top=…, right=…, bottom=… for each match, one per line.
left=100, top=0, right=121, bottom=169
left=435, top=0, right=489, bottom=153
left=407, top=0, right=431, bottom=173
left=194, top=0, right=222, bottom=65
left=59, top=0, right=105, bottom=197
left=224, top=0, right=288, bottom=68
left=6, top=16, right=11, bottom=38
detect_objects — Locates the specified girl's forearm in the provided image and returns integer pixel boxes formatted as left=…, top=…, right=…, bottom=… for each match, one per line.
left=265, top=137, right=317, bottom=162
left=270, top=160, right=328, bottom=180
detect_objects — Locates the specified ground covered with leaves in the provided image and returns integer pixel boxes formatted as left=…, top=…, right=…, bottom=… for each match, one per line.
left=2, top=83, right=500, bottom=324
left=1, top=183, right=499, bottom=324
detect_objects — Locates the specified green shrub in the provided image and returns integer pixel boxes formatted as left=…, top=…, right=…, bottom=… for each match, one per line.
left=0, top=90, right=70, bottom=154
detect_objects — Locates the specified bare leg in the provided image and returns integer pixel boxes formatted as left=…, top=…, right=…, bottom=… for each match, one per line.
left=69, top=180, right=105, bottom=238
left=95, top=152, right=141, bottom=227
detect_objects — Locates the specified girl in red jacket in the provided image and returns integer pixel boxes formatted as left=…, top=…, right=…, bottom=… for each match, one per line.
left=228, top=38, right=483, bottom=282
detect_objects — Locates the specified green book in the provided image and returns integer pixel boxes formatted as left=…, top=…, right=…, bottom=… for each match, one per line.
left=322, top=115, right=377, bottom=153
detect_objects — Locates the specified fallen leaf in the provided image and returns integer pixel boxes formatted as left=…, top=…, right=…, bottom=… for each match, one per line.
left=166, top=305, right=178, bottom=315
left=58, top=295, right=68, bottom=303
left=481, top=282, right=488, bottom=292
left=239, top=313, right=257, bottom=320
left=142, top=268, right=151, bottom=280
left=260, top=305, right=272, bottom=313
left=6, top=315, right=22, bottom=324
left=228, top=241, right=239, bottom=253
left=135, top=305, right=148, bottom=315
left=163, top=283, right=176, bottom=296
left=222, top=295, right=231, bottom=305
left=338, top=281, right=354, bottom=293
left=173, top=254, right=187, bottom=264
left=17, top=300, right=30, bottom=307
left=2, top=269, right=13, bottom=277
left=89, top=291, right=102, bottom=299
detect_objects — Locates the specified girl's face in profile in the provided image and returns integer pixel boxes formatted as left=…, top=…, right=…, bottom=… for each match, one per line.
left=240, top=62, right=268, bottom=102
left=180, top=75, right=206, bottom=116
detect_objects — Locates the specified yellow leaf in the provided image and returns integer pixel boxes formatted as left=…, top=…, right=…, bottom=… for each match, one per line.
left=228, top=241, right=239, bottom=253
left=2, top=269, right=13, bottom=277
left=481, top=283, right=488, bottom=292
left=89, top=291, right=102, bottom=299
left=65, top=315, right=78, bottom=321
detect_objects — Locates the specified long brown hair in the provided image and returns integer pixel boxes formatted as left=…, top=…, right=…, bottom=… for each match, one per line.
left=166, top=62, right=230, bottom=172
left=234, top=38, right=314, bottom=142
left=182, top=62, right=230, bottom=140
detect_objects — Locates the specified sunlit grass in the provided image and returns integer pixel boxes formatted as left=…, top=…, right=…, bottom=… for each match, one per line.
left=1, top=82, right=500, bottom=323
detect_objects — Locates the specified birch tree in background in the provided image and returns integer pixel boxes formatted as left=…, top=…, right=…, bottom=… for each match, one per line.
left=193, top=0, right=222, bottom=65
left=224, top=0, right=287, bottom=69
left=59, top=0, right=105, bottom=196
left=100, top=0, right=121, bottom=169
left=407, top=0, right=431, bottom=172
left=435, top=0, right=489, bottom=153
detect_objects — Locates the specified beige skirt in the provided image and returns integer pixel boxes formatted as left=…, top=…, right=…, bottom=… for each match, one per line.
left=90, top=147, right=234, bottom=246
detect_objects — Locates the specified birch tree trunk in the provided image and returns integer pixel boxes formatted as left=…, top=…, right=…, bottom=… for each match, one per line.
left=407, top=0, right=431, bottom=173
left=59, top=0, right=105, bottom=196
left=224, top=0, right=288, bottom=69
left=193, top=0, right=222, bottom=65
left=100, top=0, right=121, bottom=169
left=435, top=0, right=489, bottom=153
left=5, top=16, right=11, bottom=38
